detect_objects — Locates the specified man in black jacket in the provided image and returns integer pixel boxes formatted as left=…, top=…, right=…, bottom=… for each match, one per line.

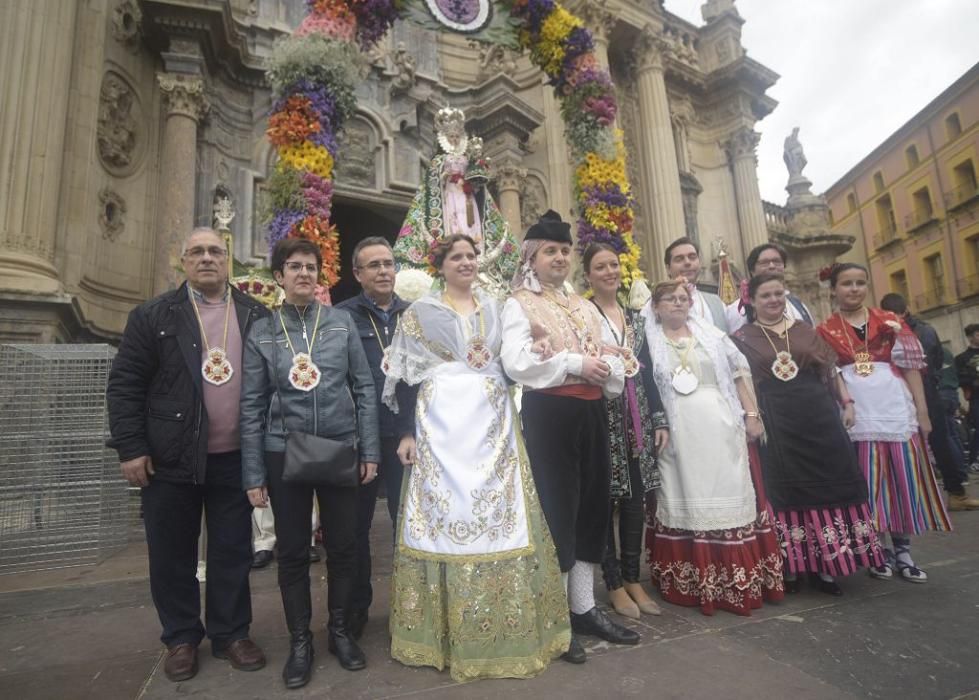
left=107, top=228, right=270, bottom=681
left=335, top=236, right=414, bottom=639
left=880, top=294, right=978, bottom=511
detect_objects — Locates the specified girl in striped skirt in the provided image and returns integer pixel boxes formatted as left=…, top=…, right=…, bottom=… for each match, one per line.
left=818, top=264, right=952, bottom=583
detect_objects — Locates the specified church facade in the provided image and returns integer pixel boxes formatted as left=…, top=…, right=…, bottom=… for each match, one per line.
left=2, top=0, right=807, bottom=342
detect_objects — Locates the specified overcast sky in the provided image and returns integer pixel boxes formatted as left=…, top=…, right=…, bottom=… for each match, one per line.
left=666, top=0, right=979, bottom=203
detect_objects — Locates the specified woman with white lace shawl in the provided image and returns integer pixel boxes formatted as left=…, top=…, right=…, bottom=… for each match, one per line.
left=382, top=234, right=569, bottom=682
left=644, top=279, right=784, bottom=616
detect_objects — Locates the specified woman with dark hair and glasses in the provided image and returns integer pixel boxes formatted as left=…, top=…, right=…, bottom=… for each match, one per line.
left=240, top=237, right=380, bottom=688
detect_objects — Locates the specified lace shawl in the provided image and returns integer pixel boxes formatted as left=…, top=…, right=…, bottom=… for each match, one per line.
left=646, top=314, right=751, bottom=429
left=382, top=289, right=503, bottom=412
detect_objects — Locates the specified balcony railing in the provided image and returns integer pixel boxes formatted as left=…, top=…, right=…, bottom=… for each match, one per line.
left=957, top=274, right=979, bottom=299
left=873, top=223, right=900, bottom=249
left=914, top=286, right=946, bottom=312
left=945, top=183, right=979, bottom=211
left=904, top=208, right=938, bottom=233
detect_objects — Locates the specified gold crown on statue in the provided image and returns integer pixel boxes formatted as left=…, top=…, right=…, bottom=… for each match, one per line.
left=435, top=107, right=468, bottom=156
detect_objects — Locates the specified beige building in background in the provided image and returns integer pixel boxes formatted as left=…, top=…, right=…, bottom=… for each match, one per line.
left=2, top=0, right=793, bottom=342
left=825, top=61, right=979, bottom=351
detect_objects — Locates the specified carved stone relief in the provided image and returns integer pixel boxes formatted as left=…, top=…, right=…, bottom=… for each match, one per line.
left=472, top=42, right=519, bottom=81
left=520, top=176, right=547, bottom=229
left=334, top=119, right=377, bottom=188
left=97, top=72, right=143, bottom=174
left=98, top=188, right=127, bottom=241
left=110, top=0, right=142, bottom=50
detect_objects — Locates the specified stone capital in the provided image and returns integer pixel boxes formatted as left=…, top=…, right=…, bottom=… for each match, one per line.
left=575, top=0, right=616, bottom=44
left=157, top=73, right=209, bottom=122
left=724, top=127, right=760, bottom=162
left=495, top=159, right=527, bottom=192
left=632, top=25, right=667, bottom=74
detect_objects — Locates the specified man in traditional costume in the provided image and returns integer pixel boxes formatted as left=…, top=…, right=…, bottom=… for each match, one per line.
left=501, top=211, right=640, bottom=663
left=107, top=227, right=268, bottom=681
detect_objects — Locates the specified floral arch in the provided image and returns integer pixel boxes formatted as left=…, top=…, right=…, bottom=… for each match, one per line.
left=262, top=0, right=644, bottom=293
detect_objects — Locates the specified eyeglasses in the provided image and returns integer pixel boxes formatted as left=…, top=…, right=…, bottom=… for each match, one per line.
left=284, top=262, right=319, bottom=274
left=357, top=260, right=396, bottom=272
left=184, top=246, right=228, bottom=260
left=660, top=295, right=690, bottom=306
left=757, top=258, right=785, bottom=269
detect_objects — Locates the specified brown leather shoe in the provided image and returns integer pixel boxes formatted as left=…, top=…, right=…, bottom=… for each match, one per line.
left=213, top=638, right=266, bottom=671
left=948, top=492, right=979, bottom=511
left=164, top=643, right=198, bottom=682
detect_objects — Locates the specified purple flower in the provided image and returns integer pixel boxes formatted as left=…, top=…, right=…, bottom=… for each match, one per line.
left=576, top=220, right=627, bottom=253
left=267, top=209, right=305, bottom=248
left=350, top=0, right=402, bottom=48
left=521, top=0, right=556, bottom=35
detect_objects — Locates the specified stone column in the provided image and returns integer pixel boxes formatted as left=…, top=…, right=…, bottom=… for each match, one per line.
left=497, top=159, right=526, bottom=240
left=725, top=127, right=768, bottom=253
left=154, top=73, right=209, bottom=294
left=632, top=28, right=686, bottom=280
left=576, top=0, right=616, bottom=71
left=0, top=1, right=79, bottom=295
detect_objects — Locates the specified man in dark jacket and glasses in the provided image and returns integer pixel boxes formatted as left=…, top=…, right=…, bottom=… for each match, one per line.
left=107, top=227, right=269, bottom=682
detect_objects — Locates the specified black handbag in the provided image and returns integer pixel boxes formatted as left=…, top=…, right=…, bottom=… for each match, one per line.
left=271, top=315, right=360, bottom=487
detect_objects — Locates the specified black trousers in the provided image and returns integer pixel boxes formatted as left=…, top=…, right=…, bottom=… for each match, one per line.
left=969, top=398, right=979, bottom=465
left=924, top=382, right=966, bottom=495
left=350, top=436, right=403, bottom=612
left=602, top=454, right=646, bottom=589
left=521, top=392, right=611, bottom=572
left=265, top=451, right=358, bottom=611
left=141, top=451, right=253, bottom=649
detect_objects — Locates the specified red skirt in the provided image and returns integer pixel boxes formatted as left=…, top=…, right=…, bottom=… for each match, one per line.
left=646, top=443, right=784, bottom=616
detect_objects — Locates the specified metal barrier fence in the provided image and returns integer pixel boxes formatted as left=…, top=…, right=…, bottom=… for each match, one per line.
left=0, top=344, right=130, bottom=574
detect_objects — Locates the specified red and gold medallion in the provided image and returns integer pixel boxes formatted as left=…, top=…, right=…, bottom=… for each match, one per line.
left=622, top=347, right=640, bottom=378
left=202, top=347, right=234, bottom=386
left=853, top=351, right=874, bottom=377
left=288, top=352, right=321, bottom=391
left=465, top=336, right=492, bottom=370
left=771, top=350, right=799, bottom=382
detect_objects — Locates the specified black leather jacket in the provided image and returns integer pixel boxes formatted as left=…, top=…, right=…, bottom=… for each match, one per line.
left=239, top=303, right=380, bottom=490
left=106, top=283, right=269, bottom=484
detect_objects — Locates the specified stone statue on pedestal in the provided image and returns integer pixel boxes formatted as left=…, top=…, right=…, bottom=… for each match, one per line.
left=783, top=127, right=807, bottom=182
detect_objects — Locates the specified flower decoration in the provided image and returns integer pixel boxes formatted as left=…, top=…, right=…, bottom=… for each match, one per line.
left=265, top=0, right=644, bottom=296
left=394, top=268, right=435, bottom=302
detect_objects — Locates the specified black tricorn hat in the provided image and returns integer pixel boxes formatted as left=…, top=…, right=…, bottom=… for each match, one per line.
left=525, top=210, right=572, bottom=244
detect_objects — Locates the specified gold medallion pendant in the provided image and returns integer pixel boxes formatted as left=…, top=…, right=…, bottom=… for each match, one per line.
left=771, top=351, right=799, bottom=382
left=465, top=336, right=492, bottom=370
left=671, top=366, right=698, bottom=395
left=288, top=352, right=321, bottom=391
left=853, top=351, right=875, bottom=377
left=622, top=348, right=640, bottom=378
left=202, top=347, right=234, bottom=386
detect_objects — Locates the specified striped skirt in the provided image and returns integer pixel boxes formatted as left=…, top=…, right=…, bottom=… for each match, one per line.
left=775, top=504, right=885, bottom=576
left=856, top=434, right=952, bottom=535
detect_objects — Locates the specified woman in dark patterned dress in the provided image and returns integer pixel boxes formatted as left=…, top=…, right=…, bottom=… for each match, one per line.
left=583, top=243, right=669, bottom=619
left=732, top=273, right=884, bottom=596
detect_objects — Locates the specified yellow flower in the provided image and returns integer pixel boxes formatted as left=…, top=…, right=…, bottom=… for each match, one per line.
left=279, top=142, right=334, bottom=180
left=534, top=7, right=581, bottom=75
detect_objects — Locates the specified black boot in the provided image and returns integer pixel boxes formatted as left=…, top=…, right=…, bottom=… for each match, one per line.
left=347, top=607, right=368, bottom=641
left=328, top=609, right=366, bottom=671
left=280, top=583, right=314, bottom=689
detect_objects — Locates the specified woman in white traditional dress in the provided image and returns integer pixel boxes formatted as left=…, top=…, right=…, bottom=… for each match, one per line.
left=383, top=233, right=570, bottom=682
left=644, top=279, right=784, bottom=616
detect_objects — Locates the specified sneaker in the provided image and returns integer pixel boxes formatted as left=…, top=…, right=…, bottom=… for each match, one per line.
left=969, top=461, right=979, bottom=474
left=948, top=492, right=979, bottom=511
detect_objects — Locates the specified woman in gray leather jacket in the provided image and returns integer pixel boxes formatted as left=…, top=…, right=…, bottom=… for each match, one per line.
left=240, top=237, right=380, bottom=689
